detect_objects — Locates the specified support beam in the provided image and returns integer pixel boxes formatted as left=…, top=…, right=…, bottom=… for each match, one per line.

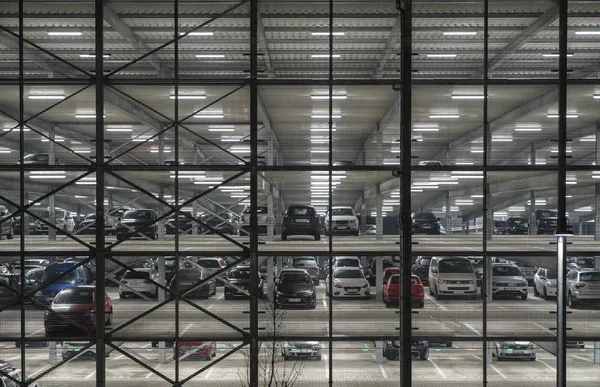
left=372, top=17, right=401, bottom=78
left=256, top=12, right=275, bottom=78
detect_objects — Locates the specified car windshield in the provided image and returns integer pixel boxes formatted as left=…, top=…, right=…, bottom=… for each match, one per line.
left=41, top=269, right=74, bottom=284
left=123, top=210, right=152, bottom=220
left=511, top=218, right=528, bottom=225
left=229, top=269, right=250, bottom=279
left=413, top=213, right=436, bottom=221
left=84, top=214, right=95, bottom=220
left=391, top=276, right=399, bottom=284
left=331, top=208, right=354, bottom=216
left=123, top=271, right=150, bottom=280
left=579, top=272, right=600, bottom=282
left=493, top=266, right=523, bottom=276
left=438, top=259, right=472, bottom=273
left=537, top=210, right=558, bottom=218
left=334, top=269, right=364, bottom=279
left=281, top=273, right=311, bottom=283
left=164, top=258, right=176, bottom=267
left=574, top=258, right=595, bottom=268
left=289, top=207, right=314, bottom=217
left=197, top=260, right=220, bottom=269
left=293, top=258, right=316, bottom=267
left=419, top=258, right=431, bottom=266
left=546, top=270, right=558, bottom=279
left=40, top=210, right=65, bottom=219
left=54, top=288, right=94, bottom=304
left=336, top=259, right=359, bottom=267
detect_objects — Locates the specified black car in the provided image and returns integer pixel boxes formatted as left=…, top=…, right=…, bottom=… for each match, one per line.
left=116, top=209, right=158, bottom=240
left=286, top=257, right=320, bottom=285
left=275, top=269, right=316, bottom=309
left=493, top=220, right=506, bottom=235
left=166, top=212, right=195, bottom=235
left=224, top=266, right=251, bottom=299
left=200, top=213, right=235, bottom=235
left=0, top=273, right=37, bottom=309
left=411, top=212, right=444, bottom=235
left=383, top=340, right=429, bottom=361
left=536, top=209, right=572, bottom=235
left=502, top=217, right=529, bottom=235
left=281, top=205, right=321, bottom=241
left=411, top=256, right=431, bottom=285
left=567, top=257, right=595, bottom=271
left=169, top=268, right=216, bottom=299
left=77, top=213, right=97, bottom=235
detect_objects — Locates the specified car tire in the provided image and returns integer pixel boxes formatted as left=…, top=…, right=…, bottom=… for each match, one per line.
left=568, top=292, right=578, bottom=308
left=533, top=285, right=539, bottom=297
left=434, top=288, right=441, bottom=300
left=353, top=231, right=359, bottom=236
left=446, top=342, right=452, bottom=348
left=107, top=309, right=113, bottom=326
left=420, top=352, right=429, bottom=361
left=543, top=287, right=549, bottom=300
left=284, top=355, right=290, bottom=361
left=281, top=233, right=287, bottom=241
left=497, top=355, right=503, bottom=361
left=521, top=293, right=528, bottom=300
left=314, top=234, right=321, bottom=241
left=119, top=292, right=125, bottom=299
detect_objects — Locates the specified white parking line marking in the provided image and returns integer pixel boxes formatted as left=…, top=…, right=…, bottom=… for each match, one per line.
left=470, top=354, right=482, bottom=361
left=490, top=365, right=507, bottom=380
left=538, top=359, right=557, bottom=372
left=428, top=358, right=447, bottom=380
left=424, top=293, right=448, bottom=310
left=378, top=363, right=388, bottom=379
left=322, top=294, right=328, bottom=308
left=532, top=322, right=555, bottom=335
left=5, top=355, right=21, bottom=361
left=84, top=370, right=96, bottom=380
left=462, top=323, right=482, bottom=336
left=204, top=367, right=214, bottom=379
left=572, top=355, right=594, bottom=363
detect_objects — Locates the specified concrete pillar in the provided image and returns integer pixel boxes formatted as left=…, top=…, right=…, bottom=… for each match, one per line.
left=360, top=195, right=367, bottom=235
left=578, top=223, right=583, bottom=236
left=486, top=341, right=493, bottom=364
left=192, top=193, right=199, bottom=235
left=529, top=191, right=537, bottom=235
left=267, top=194, right=274, bottom=236
left=595, top=184, right=600, bottom=241
left=375, top=340, right=384, bottom=363
left=267, top=256, right=275, bottom=302
left=107, top=192, right=114, bottom=210
left=158, top=256, right=166, bottom=363
left=445, top=192, right=452, bottom=234
left=595, top=342, right=600, bottom=364
left=376, top=193, right=383, bottom=241
left=375, top=256, right=383, bottom=302
left=48, top=341, right=57, bottom=364
left=48, top=193, right=56, bottom=241
left=485, top=255, right=493, bottom=303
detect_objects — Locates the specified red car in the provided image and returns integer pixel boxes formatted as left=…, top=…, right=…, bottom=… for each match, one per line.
left=382, top=267, right=400, bottom=285
left=44, top=286, right=113, bottom=335
left=383, top=274, right=425, bottom=309
left=173, top=341, right=217, bottom=361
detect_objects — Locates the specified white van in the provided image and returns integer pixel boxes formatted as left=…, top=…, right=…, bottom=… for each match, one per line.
left=428, top=256, right=477, bottom=300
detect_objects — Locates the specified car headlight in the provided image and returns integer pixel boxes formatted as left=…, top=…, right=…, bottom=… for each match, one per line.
left=499, top=344, right=508, bottom=349
left=521, top=280, right=528, bottom=285
left=312, top=343, right=322, bottom=349
left=527, top=344, right=535, bottom=349
left=467, top=280, right=475, bottom=284
left=362, top=283, right=369, bottom=288
left=333, top=281, right=343, bottom=288
left=301, top=290, right=315, bottom=296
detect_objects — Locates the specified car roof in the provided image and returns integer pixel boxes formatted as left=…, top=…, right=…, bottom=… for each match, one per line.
left=197, top=257, right=221, bottom=261
left=330, top=206, right=352, bottom=209
left=333, top=266, right=362, bottom=271
left=127, top=268, right=152, bottom=272
left=280, top=268, right=309, bottom=274
left=492, top=263, right=518, bottom=267
left=46, top=262, right=77, bottom=269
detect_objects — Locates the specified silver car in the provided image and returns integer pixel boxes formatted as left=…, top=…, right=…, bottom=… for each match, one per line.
left=282, top=341, right=322, bottom=360
left=533, top=268, right=557, bottom=299
left=492, top=263, right=529, bottom=300
left=567, top=269, right=600, bottom=308
left=495, top=341, right=536, bottom=361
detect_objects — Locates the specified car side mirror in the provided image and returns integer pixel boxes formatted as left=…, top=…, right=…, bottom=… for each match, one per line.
left=77, top=278, right=84, bottom=284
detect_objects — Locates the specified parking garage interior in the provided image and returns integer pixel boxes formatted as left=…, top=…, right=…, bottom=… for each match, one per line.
left=1, top=0, right=600, bottom=386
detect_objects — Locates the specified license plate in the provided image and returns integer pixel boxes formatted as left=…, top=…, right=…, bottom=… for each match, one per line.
left=288, top=298, right=301, bottom=302
left=453, top=290, right=464, bottom=294
left=514, top=350, right=524, bottom=355
left=422, top=225, right=432, bottom=228
left=301, top=349, right=310, bottom=353
left=337, top=226, right=347, bottom=229
left=348, top=289, right=358, bottom=293
left=295, top=219, right=309, bottom=223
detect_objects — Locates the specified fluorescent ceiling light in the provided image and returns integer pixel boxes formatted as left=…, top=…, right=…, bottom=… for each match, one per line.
left=208, top=128, right=235, bottom=132
left=230, top=194, right=249, bottom=198
left=311, top=32, right=345, bottom=36
left=471, top=195, right=484, bottom=198
left=195, top=54, right=225, bottom=58
left=75, top=114, right=106, bottom=119
left=593, top=94, right=600, bottom=99
left=454, top=162, right=474, bottom=165
left=550, top=149, right=572, bottom=153
left=413, top=127, right=439, bottom=132
left=132, top=137, right=154, bottom=142
left=429, top=114, right=459, bottom=119
left=220, top=136, right=243, bottom=142
left=310, top=128, right=337, bottom=132
left=515, top=127, right=542, bottom=132
left=494, top=212, right=508, bottom=217
left=0, top=149, right=11, bottom=154
left=491, top=137, right=513, bottom=142
left=73, top=149, right=91, bottom=154
left=40, top=136, right=64, bottom=142
left=28, top=95, right=65, bottom=100
left=29, top=175, right=66, bottom=179
left=443, top=31, right=477, bottom=36
left=170, top=95, right=207, bottom=100
left=451, top=94, right=484, bottom=99
left=310, top=95, right=347, bottom=100
left=566, top=181, right=577, bottom=185
left=547, top=114, right=578, bottom=118
left=508, top=206, right=526, bottom=211
left=311, top=115, right=341, bottom=119
left=575, top=206, right=592, bottom=212
left=180, top=31, right=214, bottom=36
left=2, top=127, right=30, bottom=132
left=542, top=53, right=573, bottom=57
left=47, top=31, right=82, bottom=36
left=470, top=149, right=484, bottom=153
left=193, top=181, right=223, bottom=185
left=580, top=136, right=596, bottom=142
left=79, top=54, right=110, bottom=58
left=310, top=138, right=329, bottom=143
left=575, top=31, right=600, bottom=35
left=310, top=161, right=328, bottom=165
left=106, top=127, right=133, bottom=132
left=230, top=147, right=250, bottom=153
left=194, top=114, right=225, bottom=119
left=311, top=54, right=341, bottom=58
left=311, top=150, right=329, bottom=153
left=426, top=54, right=456, bottom=58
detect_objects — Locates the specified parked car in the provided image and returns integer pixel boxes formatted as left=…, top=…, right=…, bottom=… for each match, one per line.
left=33, top=208, right=76, bottom=235
left=119, top=268, right=159, bottom=298
left=0, top=273, right=38, bottom=309
left=200, top=213, right=236, bottom=235
left=536, top=209, right=572, bottom=235
left=567, top=257, right=596, bottom=271
left=493, top=220, right=506, bottom=235
left=76, top=213, right=97, bottom=234
left=0, top=205, right=15, bottom=240
left=195, top=257, right=227, bottom=285
left=325, top=206, right=359, bottom=236
left=24, top=258, right=50, bottom=267
left=286, top=257, right=320, bottom=285
left=411, top=212, right=445, bottom=235
left=326, top=267, right=370, bottom=299
left=533, top=268, right=557, bottom=299
left=12, top=214, right=37, bottom=236
left=106, top=207, right=132, bottom=235
left=281, top=205, right=321, bottom=241
left=35, top=262, right=92, bottom=304
left=428, top=256, right=477, bottom=300
left=365, top=225, right=376, bottom=235
left=116, top=209, right=158, bottom=240
left=382, top=267, right=400, bottom=285
left=25, top=267, right=45, bottom=284
left=383, top=340, right=429, bottom=361
left=383, top=274, right=425, bottom=309
left=170, top=268, right=216, bottom=299
left=19, top=153, right=62, bottom=165
left=282, top=341, right=322, bottom=361
left=173, top=341, right=217, bottom=361
left=501, top=216, right=528, bottom=235
left=239, top=206, right=274, bottom=235
left=417, top=160, right=442, bottom=166
left=468, top=257, right=483, bottom=287
left=369, top=257, right=398, bottom=286
left=333, top=256, right=371, bottom=283
left=44, top=286, right=112, bottom=335
left=411, top=256, right=431, bottom=285
left=276, top=268, right=317, bottom=309
left=492, top=263, right=529, bottom=300
left=165, top=212, right=194, bottom=235
left=0, top=361, right=39, bottom=387
left=224, top=266, right=251, bottom=300
left=567, top=269, right=600, bottom=308
left=494, top=341, right=536, bottom=361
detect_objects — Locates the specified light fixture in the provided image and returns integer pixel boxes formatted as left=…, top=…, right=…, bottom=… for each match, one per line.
left=220, top=136, right=243, bottom=142
left=194, top=114, right=225, bottom=119
left=230, top=147, right=251, bottom=153
left=180, top=31, right=214, bottom=36
left=2, top=126, right=30, bottom=132
left=29, top=171, right=66, bottom=179
left=208, top=127, right=235, bottom=132
left=40, top=136, right=65, bottom=142
left=73, top=149, right=91, bottom=154
left=429, top=114, right=459, bottom=119
left=547, top=114, right=578, bottom=118
left=193, top=181, right=223, bottom=185
left=28, top=95, right=65, bottom=100
left=575, top=31, right=600, bottom=35
left=451, top=94, right=484, bottom=99
left=515, top=127, right=542, bottom=132
left=470, top=149, right=484, bottom=153
left=508, top=206, right=526, bottom=211
left=471, top=195, right=484, bottom=198
left=494, top=211, right=508, bottom=217
left=311, top=115, right=342, bottom=119
left=310, top=94, right=347, bottom=100
left=454, top=162, right=474, bottom=165
left=310, top=138, right=329, bottom=143
left=79, top=54, right=111, bottom=58
left=132, top=136, right=155, bottom=142
left=580, top=136, right=596, bottom=142
left=311, top=150, right=329, bottom=153
left=426, top=54, right=456, bottom=58
left=413, top=127, right=439, bottom=132
left=311, top=32, right=345, bottom=36
left=310, top=161, right=328, bottom=165
left=593, top=94, right=600, bottom=99
left=195, top=54, right=225, bottom=58
left=170, top=95, right=207, bottom=100
left=575, top=206, right=592, bottom=212
left=443, top=31, right=477, bottom=36
left=106, top=127, right=133, bottom=132
left=491, top=137, right=513, bottom=142
left=311, top=54, right=341, bottom=58
left=542, top=53, right=574, bottom=57
left=47, top=31, right=82, bottom=36
left=310, top=128, right=337, bottom=132
left=76, top=114, right=106, bottom=119
left=0, top=148, right=11, bottom=154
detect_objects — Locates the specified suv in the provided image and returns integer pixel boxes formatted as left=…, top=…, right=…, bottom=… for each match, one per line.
left=325, top=206, right=359, bottom=236
left=566, top=257, right=596, bottom=271
left=491, top=263, right=529, bottom=300
left=533, top=268, right=557, bottom=299
left=411, top=256, right=431, bottom=284
left=34, top=208, right=76, bottom=235
left=411, top=212, right=445, bottom=235
left=536, top=209, right=572, bottom=235
left=240, top=206, right=273, bottom=235
left=0, top=205, right=15, bottom=240
left=286, top=257, right=320, bottom=285
left=0, top=361, right=38, bottom=387
left=428, top=256, right=477, bottom=299
left=501, top=217, right=528, bottom=235
left=116, top=209, right=158, bottom=240
left=567, top=269, right=600, bottom=308
left=281, top=205, right=321, bottom=241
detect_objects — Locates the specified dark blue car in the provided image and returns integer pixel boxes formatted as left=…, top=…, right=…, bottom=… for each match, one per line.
left=34, top=263, right=90, bottom=304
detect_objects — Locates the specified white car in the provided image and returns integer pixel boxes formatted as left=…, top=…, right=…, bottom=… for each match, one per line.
left=34, top=208, right=76, bottom=234
left=282, top=341, right=322, bottom=360
left=332, top=256, right=371, bottom=283
left=365, top=225, right=376, bottom=235
left=533, top=268, right=557, bottom=299
left=326, top=267, right=370, bottom=299
left=119, top=268, right=159, bottom=298
left=325, top=206, right=359, bottom=236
